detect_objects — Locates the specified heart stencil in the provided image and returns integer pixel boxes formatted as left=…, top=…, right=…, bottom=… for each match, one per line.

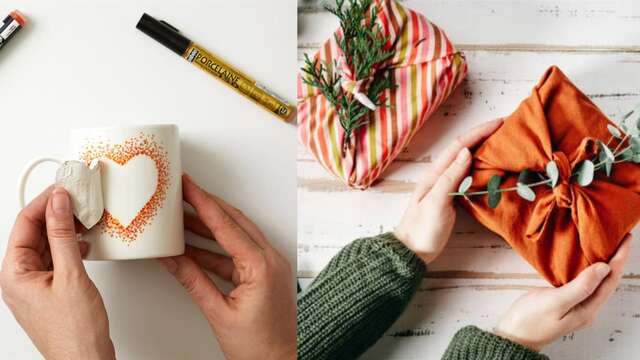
left=80, top=133, right=170, bottom=243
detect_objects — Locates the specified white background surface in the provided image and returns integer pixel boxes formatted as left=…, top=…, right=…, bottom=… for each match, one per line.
left=298, top=1, right=640, bottom=359
left=0, top=1, right=296, bottom=359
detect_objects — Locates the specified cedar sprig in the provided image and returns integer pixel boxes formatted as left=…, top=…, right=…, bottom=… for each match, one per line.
left=328, top=0, right=394, bottom=79
left=449, top=105, right=640, bottom=208
left=301, top=0, right=395, bottom=150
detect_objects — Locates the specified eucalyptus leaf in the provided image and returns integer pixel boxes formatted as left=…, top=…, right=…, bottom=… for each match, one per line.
left=619, top=148, right=634, bottom=161
left=598, top=148, right=607, bottom=163
left=458, top=176, right=473, bottom=194
left=487, top=175, right=502, bottom=208
left=599, top=141, right=615, bottom=161
left=597, top=141, right=615, bottom=177
left=516, top=184, right=536, bottom=202
left=634, top=154, right=640, bottom=163
left=605, top=159, right=613, bottom=177
left=546, top=161, right=559, bottom=188
left=517, top=169, right=535, bottom=185
left=607, top=124, right=622, bottom=139
left=487, top=174, right=502, bottom=192
left=597, top=149, right=612, bottom=177
left=488, top=191, right=502, bottom=209
left=576, top=160, right=595, bottom=187
left=631, top=137, right=640, bottom=153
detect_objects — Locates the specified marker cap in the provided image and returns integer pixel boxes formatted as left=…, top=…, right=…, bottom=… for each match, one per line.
left=136, top=13, right=191, bottom=56
left=10, top=10, right=27, bottom=26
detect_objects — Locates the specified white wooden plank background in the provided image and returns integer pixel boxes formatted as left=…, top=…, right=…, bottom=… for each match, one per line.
left=297, top=1, right=640, bottom=359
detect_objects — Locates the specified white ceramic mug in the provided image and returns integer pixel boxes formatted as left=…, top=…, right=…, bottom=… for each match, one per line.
left=18, top=124, right=185, bottom=260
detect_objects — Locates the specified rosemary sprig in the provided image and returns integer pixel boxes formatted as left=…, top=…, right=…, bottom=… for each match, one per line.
left=301, top=0, right=395, bottom=150
left=450, top=107, right=640, bottom=208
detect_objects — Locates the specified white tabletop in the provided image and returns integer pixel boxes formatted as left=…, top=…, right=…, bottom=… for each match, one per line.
left=0, top=1, right=296, bottom=359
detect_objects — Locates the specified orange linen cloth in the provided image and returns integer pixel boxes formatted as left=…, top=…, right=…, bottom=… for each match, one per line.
left=462, top=66, right=640, bottom=286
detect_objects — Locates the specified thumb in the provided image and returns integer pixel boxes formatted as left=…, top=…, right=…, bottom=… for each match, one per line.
left=555, top=262, right=610, bottom=313
left=428, top=147, right=471, bottom=207
left=45, top=187, right=86, bottom=276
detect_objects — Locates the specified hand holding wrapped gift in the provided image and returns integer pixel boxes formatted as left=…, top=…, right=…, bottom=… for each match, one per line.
left=459, top=66, right=640, bottom=286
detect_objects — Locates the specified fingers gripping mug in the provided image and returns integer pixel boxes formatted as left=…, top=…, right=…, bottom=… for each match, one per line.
left=18, top=124, right=185, bottom=260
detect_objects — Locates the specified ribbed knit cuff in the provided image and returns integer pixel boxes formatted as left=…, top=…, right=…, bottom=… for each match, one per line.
left=443, top=326, right=549, bottom=360
left=297, top=232, right=425, bottom=360
left=350, top=232, right=426, bottom=276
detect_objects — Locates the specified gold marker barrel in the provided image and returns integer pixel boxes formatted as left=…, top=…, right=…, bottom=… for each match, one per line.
left=136, top=13, right=293, bottom=122
left=184, top=44, right=293, bottom=120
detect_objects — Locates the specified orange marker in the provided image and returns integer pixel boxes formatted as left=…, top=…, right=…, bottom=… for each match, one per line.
left=0, top=10, right=27, bottom=50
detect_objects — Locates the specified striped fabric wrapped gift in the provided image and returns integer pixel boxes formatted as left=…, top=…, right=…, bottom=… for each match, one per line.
left=297, top=0, right=467, bottom=189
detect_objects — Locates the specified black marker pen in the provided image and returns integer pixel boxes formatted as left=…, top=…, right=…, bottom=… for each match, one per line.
left=0, top=10, right=27, bottom=51
left=136, top=13, right=294, bottom=122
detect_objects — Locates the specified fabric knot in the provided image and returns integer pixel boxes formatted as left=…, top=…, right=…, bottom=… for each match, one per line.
left=337, top=56, right=378, bottom=110
left=553, top=182, right=573, bottom=208
left=552, top=152, right=572, bottom=180
left=551, top=151, right=573, bottom=208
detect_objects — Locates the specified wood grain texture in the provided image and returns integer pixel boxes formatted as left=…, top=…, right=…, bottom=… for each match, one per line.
left=298, top=1, right=640, bottom=359
left=298, top=0, right=640, bottom=49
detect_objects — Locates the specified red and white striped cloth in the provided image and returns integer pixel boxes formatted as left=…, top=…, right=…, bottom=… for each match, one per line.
left=298, top=0, right=468, bottom=189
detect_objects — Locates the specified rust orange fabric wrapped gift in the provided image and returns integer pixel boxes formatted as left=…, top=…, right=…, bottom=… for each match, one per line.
left=462, top=66, right=640, bottom=286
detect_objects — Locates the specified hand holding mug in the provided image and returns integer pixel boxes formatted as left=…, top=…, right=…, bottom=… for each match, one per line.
left=394, top=119, right=503, bottom=264
left=158, top=175, right=296, bottom=360
left=1, top=187, right=115, bottom=360
left=494, top=235, right=632, bottom=351
left=18, top=124, right=184, bottom=260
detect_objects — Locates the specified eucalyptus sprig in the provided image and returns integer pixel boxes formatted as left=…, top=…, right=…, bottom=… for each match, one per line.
left=450, top=107, right=640, bottom=208
left=301, top=0, right=395, bottom=151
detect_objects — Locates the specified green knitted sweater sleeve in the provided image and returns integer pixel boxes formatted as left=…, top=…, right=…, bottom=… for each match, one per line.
left=297, top=232, right=426, bottom=360
left=442, top=326, right=550, bottom=360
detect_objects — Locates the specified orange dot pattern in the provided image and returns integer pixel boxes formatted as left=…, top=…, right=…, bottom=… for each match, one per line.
left=80, top=133, right=171, bottom=244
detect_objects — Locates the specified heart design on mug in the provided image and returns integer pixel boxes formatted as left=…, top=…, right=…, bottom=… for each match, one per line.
left=101, top=156, right=158, bottom=228
left=80, top=133, right=170, bottom=243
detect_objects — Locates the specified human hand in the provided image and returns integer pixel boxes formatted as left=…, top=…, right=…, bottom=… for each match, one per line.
left=394, top=119, right=503, bottom=264
left=1, top=187, right=115, bottom=360
left=494, top=235, right=632, bottom=351
left=158, top=175, right=296, bottom=360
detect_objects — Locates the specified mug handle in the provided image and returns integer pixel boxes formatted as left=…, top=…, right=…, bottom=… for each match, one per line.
left=18, top=157, right=63, bottom=208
